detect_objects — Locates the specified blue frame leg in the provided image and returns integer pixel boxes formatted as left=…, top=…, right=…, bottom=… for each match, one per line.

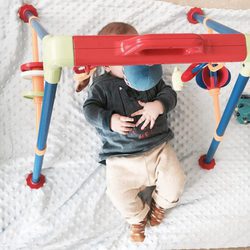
left=26, top=81, right=58, bottom=187
left=200, top=73, right=249, bottom=168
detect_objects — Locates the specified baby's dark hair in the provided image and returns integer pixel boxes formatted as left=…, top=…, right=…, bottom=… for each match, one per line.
left=98, top=22, right=138, bottom=35
left=75, top=22, right=138, bottom=92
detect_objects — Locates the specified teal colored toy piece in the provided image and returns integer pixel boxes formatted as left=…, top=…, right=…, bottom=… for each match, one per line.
left=235, top=94, right=250, bottom=124
left=123, top=64, right=163, bottom=91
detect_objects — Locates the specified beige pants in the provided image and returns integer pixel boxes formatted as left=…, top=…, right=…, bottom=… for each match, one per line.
left=106, top=142, right=186, bottom=224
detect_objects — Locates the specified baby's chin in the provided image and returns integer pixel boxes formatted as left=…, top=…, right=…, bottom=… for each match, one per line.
left=110, top=72, right=124, bottom=79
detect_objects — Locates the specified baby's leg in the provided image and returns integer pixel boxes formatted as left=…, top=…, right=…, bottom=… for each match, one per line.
left=152, top=143, right=186, bottom=210
left=106, top=156, right=150, bottom=225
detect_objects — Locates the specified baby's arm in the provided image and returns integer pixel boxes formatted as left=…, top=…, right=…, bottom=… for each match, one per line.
left=83, top=83, right=135, bottom=134
left=110, top=114, right=135, bottom=135
left=153, top=79, right=177, bottom=114
left=83, top=83, right=113, bottom=131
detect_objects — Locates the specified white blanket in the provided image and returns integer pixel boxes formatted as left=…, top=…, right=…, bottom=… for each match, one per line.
left=0, top=0, right=250, bottom=249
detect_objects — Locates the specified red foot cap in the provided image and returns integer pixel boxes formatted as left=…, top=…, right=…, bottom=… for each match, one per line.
left=26, top=173, right=45, bottom=189
left=198, top=155, right=216, bottom=170
left=18, top=4, right=38, bottom=23
left=187, top=7, right=204, bottom=24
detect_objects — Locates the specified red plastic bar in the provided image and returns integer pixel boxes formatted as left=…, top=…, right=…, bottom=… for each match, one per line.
left=73, top=34, right=247, bottom=66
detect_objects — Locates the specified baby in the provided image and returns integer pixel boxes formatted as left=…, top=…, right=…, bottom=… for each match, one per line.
left=82, top=22, right=186, bottom=243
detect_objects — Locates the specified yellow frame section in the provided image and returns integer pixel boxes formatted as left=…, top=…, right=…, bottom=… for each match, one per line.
left=42, top=35, right=74, bottom=83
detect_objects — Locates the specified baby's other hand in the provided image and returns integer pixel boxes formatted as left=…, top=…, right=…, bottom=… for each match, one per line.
left=131, top=100, right=164, bottom=130
left=75, top=79, right=89, bottom=92
left=110, top=114, right=136, bottom=135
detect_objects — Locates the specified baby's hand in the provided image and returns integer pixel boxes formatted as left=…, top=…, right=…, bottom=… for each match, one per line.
left=110, top=114, right=136, bottom=135
left=131, top=100, right=164, bottom=130
left=75, top=79, right=89, bottom=92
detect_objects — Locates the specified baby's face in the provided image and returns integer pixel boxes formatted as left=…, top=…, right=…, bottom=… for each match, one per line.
left=105, top=66, right=124, bottom=78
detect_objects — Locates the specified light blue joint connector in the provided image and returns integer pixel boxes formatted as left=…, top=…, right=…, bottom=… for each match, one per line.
left=193, top=13, right=241, bottom=34
left=26, top=11, right=49, bottom=39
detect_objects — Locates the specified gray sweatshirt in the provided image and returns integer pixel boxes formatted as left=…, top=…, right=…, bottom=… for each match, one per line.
left=83, top=72, right=177, bottom=164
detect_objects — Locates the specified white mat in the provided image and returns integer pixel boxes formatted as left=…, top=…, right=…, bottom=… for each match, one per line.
left=0, top=0, right=250, bottom=249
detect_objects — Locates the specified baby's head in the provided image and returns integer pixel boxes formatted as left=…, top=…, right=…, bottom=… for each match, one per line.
left=98, top=22, right=138, bottom=78
left=98, top=22, right=162, bottom=91
left=76, top=22, right=162, bottom=92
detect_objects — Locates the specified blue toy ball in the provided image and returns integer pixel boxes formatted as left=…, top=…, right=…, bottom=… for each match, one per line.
left=123, top=64, right=163, bottom=91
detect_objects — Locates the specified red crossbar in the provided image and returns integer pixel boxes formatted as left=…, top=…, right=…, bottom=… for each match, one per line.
left=73, top=34, right=247, bottom=66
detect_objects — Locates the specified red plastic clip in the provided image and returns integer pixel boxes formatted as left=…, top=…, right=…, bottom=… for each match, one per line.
left=21, top=62, right=43, bottom=72
left=181, top=63, right=201, bottom=82
left=73, top=65, right=96, bottom=74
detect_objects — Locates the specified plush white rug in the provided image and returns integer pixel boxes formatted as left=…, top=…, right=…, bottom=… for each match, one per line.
left=0, top=0, right=250, bottom=249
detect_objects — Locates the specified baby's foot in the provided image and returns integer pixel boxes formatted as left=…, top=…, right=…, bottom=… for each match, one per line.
left=130, top=217, right=147, bottom=242
left=149, top=199, right=165, bottom=226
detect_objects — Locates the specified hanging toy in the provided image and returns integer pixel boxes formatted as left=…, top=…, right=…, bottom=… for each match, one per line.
left=196, top=63, right=231, bottom=126
left=171, top=63, right=208, bottom=91
left=179, top=13, right=232, bottom=129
